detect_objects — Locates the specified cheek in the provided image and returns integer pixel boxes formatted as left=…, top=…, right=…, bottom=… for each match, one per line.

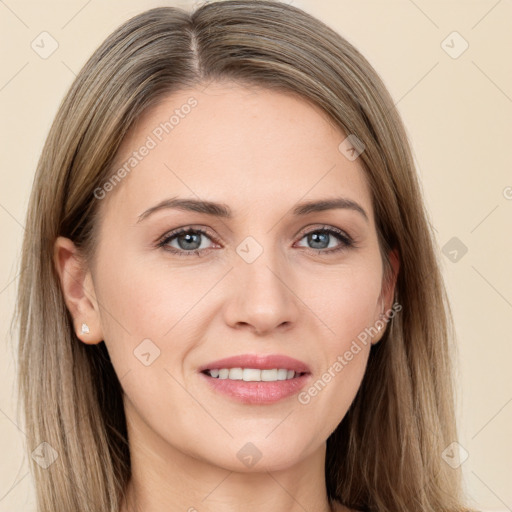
left=95, top=248, right=203, bottom=336
left=306, top=261, right=382, bottom=346
left=294, top=264, right=380, bottom=419
left=93, top=249, right=216, bottom=384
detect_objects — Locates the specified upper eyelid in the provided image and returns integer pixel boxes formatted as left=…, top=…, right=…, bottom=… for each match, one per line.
left=158, top=226, right=219, bottom=244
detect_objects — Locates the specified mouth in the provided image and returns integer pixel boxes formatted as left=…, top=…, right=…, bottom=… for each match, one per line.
left=197, top=354, right=312, bottom=405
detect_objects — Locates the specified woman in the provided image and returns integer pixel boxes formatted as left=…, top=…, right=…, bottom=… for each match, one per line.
left=15, top=1, right=476, bottom=511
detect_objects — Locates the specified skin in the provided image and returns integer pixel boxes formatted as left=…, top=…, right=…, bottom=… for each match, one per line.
left=54, top=81, right=399, bottom=512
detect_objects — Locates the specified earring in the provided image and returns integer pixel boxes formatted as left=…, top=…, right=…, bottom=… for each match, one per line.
left=81, top=323, right=90, bottom=335
left=377, top=311, right=385, bottom=332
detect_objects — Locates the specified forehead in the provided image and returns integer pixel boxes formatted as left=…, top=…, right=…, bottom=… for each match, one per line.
left=99, top=81, right=373, bottom=225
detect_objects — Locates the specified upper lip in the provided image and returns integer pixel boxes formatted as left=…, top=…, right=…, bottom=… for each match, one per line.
left=198, top=354, right=311, bottom=374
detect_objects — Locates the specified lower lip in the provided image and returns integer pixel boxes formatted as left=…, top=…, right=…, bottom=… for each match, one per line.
left=199, top=371, right=311, bottom=405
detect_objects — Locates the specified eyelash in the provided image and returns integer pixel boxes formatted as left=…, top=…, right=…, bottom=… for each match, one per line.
left=156, top=225, right=355, bottom=258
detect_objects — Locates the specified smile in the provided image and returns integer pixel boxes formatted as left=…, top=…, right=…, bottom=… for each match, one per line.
left=203, top=368, right=306, bottom=381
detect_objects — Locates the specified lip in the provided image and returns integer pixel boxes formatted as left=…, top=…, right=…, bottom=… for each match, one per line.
left=199, top=372, right=311, bottom=405
left=198, top=354, right=311, bottom=373
left=197, top=354, right=312, bottom=405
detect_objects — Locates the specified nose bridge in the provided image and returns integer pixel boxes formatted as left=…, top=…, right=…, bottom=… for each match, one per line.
left=225, top=233, right=299, bottom=333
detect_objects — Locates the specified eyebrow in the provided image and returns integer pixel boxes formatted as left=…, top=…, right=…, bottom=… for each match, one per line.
left=137, top=196, right=369, bottom=223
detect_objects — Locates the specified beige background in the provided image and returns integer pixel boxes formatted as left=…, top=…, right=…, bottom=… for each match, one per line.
left=1, top=0, right=511, bottom=510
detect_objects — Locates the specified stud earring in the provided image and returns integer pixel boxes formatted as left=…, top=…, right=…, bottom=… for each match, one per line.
left=377, top=311, right=386, bottom=332
left=81, top=323, right=90, bottom=335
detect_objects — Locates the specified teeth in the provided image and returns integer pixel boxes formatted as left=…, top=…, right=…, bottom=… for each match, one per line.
left=207, top=368, right=300, bottom=381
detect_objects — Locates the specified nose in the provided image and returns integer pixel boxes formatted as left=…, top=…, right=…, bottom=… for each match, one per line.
left=223, top=249, right=301, bottom=335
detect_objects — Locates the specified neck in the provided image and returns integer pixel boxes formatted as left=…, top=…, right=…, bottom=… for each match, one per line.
left=120, top=400, right=336, bottom=512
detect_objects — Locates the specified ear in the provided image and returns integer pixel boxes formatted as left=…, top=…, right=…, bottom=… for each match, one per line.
left=372, top=247, right=400, bottom=345
left=53, top=236, right=104, bottom=345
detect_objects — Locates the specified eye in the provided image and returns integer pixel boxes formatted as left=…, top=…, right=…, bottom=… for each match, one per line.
left=156, top=227, right=218, bottom=257
left=295, top=225, right=354, bottom=255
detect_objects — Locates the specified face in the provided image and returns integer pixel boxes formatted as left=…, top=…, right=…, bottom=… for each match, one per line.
left=58, top=81, right=397, bottom=473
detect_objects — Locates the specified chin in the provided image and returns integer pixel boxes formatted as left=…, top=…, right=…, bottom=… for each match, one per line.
left=207, top=438, right=312, bottom=473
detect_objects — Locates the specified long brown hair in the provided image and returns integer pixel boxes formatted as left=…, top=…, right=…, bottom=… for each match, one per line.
left=14, top=1, right=474, bottom=510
